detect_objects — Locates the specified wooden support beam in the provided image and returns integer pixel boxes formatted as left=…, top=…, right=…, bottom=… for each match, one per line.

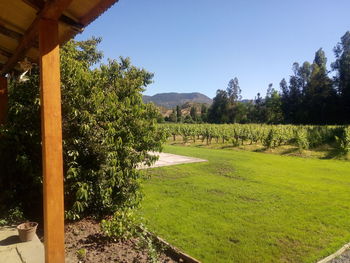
left=0, top=76, right=8, bottom=125
left=39, top=18, right=65, bottom=263
left=0, top=0, right=73, bottom=75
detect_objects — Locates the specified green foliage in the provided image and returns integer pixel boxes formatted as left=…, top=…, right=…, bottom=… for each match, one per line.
left=265, top=85, right=284, bottom=124
left=332, top=31, right=350, bottom=123
left=176, top=105, right=182, bottom=122
left=0, top=70, right=42, bottom=220
left=0, top=207, right=25, bottom=226
left=101, top=209, right=162, bottom=262
left=76, top=248, right=87, bottom=261
left=0, top=38, right=166, bottom=220
left=263, top=129, right=275, bottom=148
left=295, top=128, right=309, bottom=152
left=101, top=208, right=140, bottom=240
left=208, top=89, right=230, bottom=123
left=336, top=126, right=350, bottom=153
left=161, top=123, right=343, bottom=153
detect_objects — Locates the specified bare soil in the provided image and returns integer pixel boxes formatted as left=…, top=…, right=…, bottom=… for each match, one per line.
left=65, top=218, right=177, bottom=263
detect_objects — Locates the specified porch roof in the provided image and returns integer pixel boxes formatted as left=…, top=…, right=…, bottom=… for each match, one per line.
left=0, top=0, right=118, bottom=75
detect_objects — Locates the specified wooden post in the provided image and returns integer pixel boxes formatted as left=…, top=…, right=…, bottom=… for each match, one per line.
left=39, top=18, right=65, bottom=263
left=0, top=76, right=8, bottom=125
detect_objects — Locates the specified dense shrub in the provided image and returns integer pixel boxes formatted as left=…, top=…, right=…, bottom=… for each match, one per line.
left=0, top=38, right=166, bottom=220
left=336, top=126, right=350, bottom=153
left=263, top=129, right=275, bottom=148
left=307, top=126, right=338, bottom=148
left=295, top=128, right=309, bottom=152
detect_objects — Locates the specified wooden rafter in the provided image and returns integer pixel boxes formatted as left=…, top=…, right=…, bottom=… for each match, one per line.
left=0, top=24, right=39, bottom=50
left=0, top=24, right=23, bottom=41
left=60, top=15, right=84, bottom=32
left=0, top=47, right=12, bottom=58
left=0, top=0, right=73, bottom=75
left=22, top=0, right=84, bottom=31
left=22, top=0, right=45, bottom=10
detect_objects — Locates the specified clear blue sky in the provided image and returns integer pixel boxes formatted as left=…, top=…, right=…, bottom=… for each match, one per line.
left=76, top=0, right=350, bottom=99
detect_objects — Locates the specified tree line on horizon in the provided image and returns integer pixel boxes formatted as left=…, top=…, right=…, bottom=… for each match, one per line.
left=165, top=31, right=350, bottom=125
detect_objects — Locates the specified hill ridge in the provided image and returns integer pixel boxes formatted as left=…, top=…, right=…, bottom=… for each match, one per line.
left=143, top=92, right=212, bottom=109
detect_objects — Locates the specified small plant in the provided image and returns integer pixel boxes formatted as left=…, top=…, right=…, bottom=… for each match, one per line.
left=101, top=209, right=163, bottom=262
left=0, top=207, right=25, bottom=227
left=76, top=248, right=87, bottom=261
left=136, top=228, right=161, bottom=263
left=0, top=219, right=8, bottom=226
left=100, top=208, right=139, bottom=241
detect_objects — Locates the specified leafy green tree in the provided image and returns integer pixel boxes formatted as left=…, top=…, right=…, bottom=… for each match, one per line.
left=0, top=38, right=165, bottom=220
left=234, top=102, right=250, bottom=123
left=250, top=93, right=266, bottom=123
left=332, top=31, right=350, bottom=123
left=184, top=115, right=194, bottom=123
left=208, top=89, right=230, bottom=123
left=200, top=104, right=208, bottom=122
left=168, top=109, right=177, bottom=122
left=227, top=77, right=242, bottom=103
left=226, top=77, right=242, bottom=123
left=303, top=49, right=337, bottom=124
left=265, top=84, right=283, bottom=124
left=280, top=62, right=309, bottom=124
left=176, top=105, right=182, bottom=123
left=190, top=106, right=197, bottom=122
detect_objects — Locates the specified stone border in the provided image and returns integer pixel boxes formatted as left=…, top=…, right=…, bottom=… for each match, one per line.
left=143, top=230, right=201, bottom=263
left=317, top=242, right=350, bottom=263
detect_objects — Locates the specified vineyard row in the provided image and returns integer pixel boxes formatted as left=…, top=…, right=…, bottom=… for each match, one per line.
left=159, top=123, right=350, bottom=152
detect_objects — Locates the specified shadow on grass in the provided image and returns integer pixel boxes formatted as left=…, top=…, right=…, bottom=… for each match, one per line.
left=322, top=148, right=347, bottom=159
left=280, top=147, right=299, bottom=155
left=220, top=145, right=231, bottom=149
left=253, top=147, right=267, bottom=152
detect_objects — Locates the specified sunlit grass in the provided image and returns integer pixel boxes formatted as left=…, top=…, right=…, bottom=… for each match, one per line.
left=141, top=145, right=350, bottom=263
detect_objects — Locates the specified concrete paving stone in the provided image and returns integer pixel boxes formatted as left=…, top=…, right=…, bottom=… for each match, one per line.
left=139, top=152, right=207, bottom=169
left=0, top=226, right=44, bottom=263
left=0, top=248, right=23, bottom=263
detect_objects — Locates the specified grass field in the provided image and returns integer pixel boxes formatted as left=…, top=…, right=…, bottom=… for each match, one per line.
left=141, top=145, right=350, bottom=263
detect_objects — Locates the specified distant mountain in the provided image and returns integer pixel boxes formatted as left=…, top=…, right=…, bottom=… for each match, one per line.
left=143, top=92, right=212, bottom=109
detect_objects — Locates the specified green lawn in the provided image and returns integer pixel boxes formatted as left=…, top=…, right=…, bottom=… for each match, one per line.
left=140, top=145, right=350, bottom=263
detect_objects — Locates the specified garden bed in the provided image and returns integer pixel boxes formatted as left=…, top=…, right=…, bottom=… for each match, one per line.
left=65, top=218, right=176, bottom=263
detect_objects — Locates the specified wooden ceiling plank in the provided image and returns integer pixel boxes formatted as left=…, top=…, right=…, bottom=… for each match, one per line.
left=80, top=0, right=119, bottom=26
left=0, top=0, right=74, bottom=75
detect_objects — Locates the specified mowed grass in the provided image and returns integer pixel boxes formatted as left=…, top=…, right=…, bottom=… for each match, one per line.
left=140, top=145, right=350, bottom=263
